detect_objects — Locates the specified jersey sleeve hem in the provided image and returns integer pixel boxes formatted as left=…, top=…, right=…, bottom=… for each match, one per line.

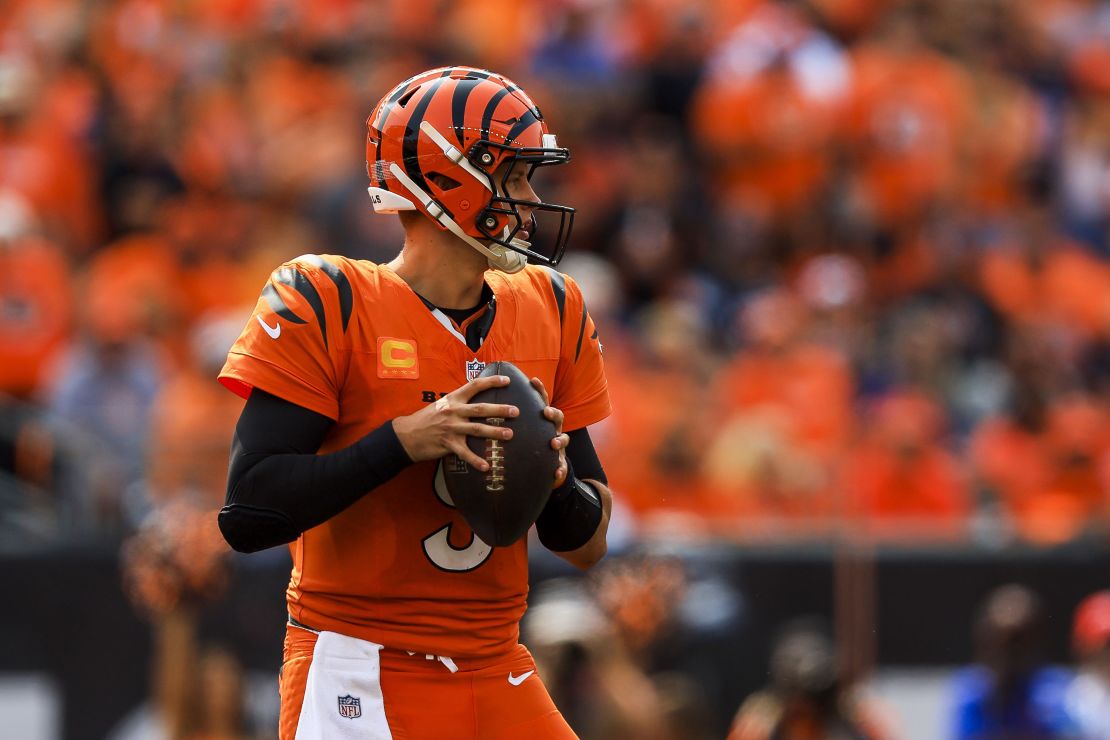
left=561, top=392, right=611, bottom=433
left=219, top=352, right=340, bottom=421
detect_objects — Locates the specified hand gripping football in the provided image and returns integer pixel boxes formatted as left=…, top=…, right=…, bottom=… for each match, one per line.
left=443, top=361, right=559, bottom=547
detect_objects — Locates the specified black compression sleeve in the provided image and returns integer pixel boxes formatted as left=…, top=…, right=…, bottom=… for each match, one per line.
left=219, top=389, right=413, bottom=553
left=535, top=427, right=607, bottom=552
left=564, top=427, right=607, bottom=485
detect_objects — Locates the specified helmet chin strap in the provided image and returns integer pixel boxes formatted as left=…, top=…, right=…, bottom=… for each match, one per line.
left=387, top=163, right=528, bottom=273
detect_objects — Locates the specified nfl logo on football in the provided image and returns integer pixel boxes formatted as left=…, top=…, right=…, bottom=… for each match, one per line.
left=337, top=694, right=361, bottom=720
left=466, top=359, right=487, bottom=381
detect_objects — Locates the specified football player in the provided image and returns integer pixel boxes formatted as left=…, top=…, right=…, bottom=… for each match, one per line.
left=217, top=66, right=613, bottom=739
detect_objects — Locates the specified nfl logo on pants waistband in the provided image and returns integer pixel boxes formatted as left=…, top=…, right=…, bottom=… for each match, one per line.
left=337, top=694, right=361, bottom=719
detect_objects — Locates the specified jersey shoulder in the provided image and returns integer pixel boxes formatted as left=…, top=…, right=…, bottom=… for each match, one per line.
left=498, top=264, right=582, bottom=326
left=275, top=253, right=389, bottom=338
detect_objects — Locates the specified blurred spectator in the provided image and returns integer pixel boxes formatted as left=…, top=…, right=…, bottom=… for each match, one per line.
left=693, top=0, right=851, bottom=222
left=524, top=554, right=712, bottom=739
left=701, top=285, right=852, bottom=532
left=39, top=236, right=179, bottom=532
left=950, top=584, right=1077, bottom=739
left=144, top=310, right=246, bottom=513
left=0, top=192, right=72, bottom=399
left=728, top=617, right=893, bottom=739
left=600, top=296, right=721, bottom=523
left=972, top=392, right=1110, bottom=546
left=838, top=391, right=970, bottom=537
left=716, top=286, right=855, bottom=464
left=115, top=498, right=245, bottom=740
left=1066, top=591, right=1110, bottom=738
left=845, top=5, right=973, bottom=230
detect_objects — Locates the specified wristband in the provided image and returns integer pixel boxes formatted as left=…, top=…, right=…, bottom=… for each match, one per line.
left=535, top=459, right=603, bottom=552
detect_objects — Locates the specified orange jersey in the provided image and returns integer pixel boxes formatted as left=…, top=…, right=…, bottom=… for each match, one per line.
left=219, top=255, right=610, bottom=660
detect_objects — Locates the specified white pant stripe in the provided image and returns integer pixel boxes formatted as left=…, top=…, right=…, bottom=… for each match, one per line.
left=294, top=631, right=393, bottom=740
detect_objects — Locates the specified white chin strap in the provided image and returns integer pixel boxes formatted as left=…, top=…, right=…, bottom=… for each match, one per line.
left=366, top=121, right=528, bottom=274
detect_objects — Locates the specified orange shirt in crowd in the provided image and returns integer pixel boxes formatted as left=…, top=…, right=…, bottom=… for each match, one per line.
left=971, top=397, right=1110, bottom=544
left=963, top=71, right=1044, bottom=216
left=715, top=343, right=855, bottom=464
left=598, top=343, right=719, bottom=519
left=84, top=234, right=186, bottom=344
left=837, top=392, right=969, bottom=535
left=979, top=240, right=1110, bottom=338
left=692, top=3, right=849, bottom=219
left=0, top=124, right=100, bottom=254
left=700, top=408, right=837, bottom=535
left=693, top=66, right=845, bottom=218
left=847, top=43, right=973, bottom=224
left=147, top=367, right=245, bottom=508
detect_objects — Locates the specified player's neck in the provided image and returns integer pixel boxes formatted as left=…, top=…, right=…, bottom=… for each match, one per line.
left=388, top=228, right=489, bottom=309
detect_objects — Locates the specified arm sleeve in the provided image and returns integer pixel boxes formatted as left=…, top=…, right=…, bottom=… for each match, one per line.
left=565, top=427, right=606, bottom=485
left=219, top=389, right=412, bottom=553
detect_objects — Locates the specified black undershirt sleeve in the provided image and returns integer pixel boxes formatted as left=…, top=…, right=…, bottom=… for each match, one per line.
left=221, top=389, right=608, bottom=555
left=564, top=427, right=607, bottom=485
left=219, top=389, right=413, bottom=553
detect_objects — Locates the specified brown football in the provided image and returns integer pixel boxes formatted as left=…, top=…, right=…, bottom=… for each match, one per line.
left=442, top=361, right=558, bottom=547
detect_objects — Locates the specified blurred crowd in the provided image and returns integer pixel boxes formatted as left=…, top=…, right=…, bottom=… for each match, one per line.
left=4, top=0, right=1110, bottom=549
left=524, top=562, right=1110, bottom=739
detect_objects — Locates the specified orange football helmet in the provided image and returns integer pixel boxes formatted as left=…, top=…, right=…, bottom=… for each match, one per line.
left=365, top=66, right=574, bottom=272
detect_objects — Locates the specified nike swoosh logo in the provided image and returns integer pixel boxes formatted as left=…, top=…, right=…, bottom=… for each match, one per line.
left=507, top=670, right=534, bottom=686
left=257, top=315, right=281, bottom=339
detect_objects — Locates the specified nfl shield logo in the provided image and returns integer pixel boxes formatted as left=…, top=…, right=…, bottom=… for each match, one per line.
left=465, top=359, right=487, bottom=381
left=337, top=694, right=361, bottom=720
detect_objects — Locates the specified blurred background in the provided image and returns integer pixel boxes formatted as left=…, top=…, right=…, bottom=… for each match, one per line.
left=3, top=0, right=1110, bottom=738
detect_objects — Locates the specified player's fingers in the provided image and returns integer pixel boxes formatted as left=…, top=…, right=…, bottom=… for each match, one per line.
left=553, top=456, right=568, bottom=487
left=544, top=405, right=565, bottom=435
left=550, top=432, right=569, bottom=450
left=463, top=403, right=519, bottom=420
left=529, top=376, right=550, bottom=405
left=446, top=440, right=489, bottom=472
left=457, top=374, right=510, bottom=400
left=462, top=422, right=514, bottom=440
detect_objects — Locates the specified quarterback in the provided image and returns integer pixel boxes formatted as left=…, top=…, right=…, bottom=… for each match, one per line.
left=217, top=67, right=613, bottom=738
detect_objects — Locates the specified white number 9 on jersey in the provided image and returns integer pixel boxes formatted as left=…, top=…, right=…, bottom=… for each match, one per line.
left=422, top=460, right=493, bottom=572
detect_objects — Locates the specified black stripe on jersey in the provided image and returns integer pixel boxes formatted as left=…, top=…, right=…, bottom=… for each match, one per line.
left=545, top=268, right=566, bottom=324
left=504, top=110, right=541, bottom=145
left=301, top=255, right=353, bottom=332
left=480, top=88, right=512, bottom=140
left=273, top=267, right=329, bottom=349
left=574, top=306, right=588, bottom=362
left=262, top=283, right=308, bottom=325
left=403, top=76, right=451, bottom=200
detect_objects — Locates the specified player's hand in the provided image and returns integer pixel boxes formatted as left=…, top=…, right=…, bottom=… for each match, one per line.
left=530, top=377, right=569, bottom=488
left=392, top=374, right=518, bottom=470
